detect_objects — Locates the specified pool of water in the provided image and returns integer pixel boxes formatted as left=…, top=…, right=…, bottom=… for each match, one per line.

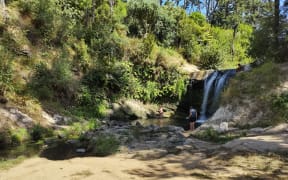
left=132, top=117, right=190, bottom=130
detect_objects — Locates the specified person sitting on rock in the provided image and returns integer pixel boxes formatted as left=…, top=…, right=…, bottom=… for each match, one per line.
left=236, top=63, right=243, bottom=72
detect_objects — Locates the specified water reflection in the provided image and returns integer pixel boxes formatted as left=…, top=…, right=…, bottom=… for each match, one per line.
left=0, top=143, right=41, bottom=160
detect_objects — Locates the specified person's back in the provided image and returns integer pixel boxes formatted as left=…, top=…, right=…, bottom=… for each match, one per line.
left=190, top=108, right=197, bottom=118
left=188, top=107, right=197, bottom=130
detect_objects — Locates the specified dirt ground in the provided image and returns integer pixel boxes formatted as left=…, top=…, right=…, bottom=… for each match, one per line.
left=1, top=148, right=288, bottom=180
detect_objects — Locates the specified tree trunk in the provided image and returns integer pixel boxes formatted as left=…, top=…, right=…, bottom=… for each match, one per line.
left=274, top=0, right=280, bottom=50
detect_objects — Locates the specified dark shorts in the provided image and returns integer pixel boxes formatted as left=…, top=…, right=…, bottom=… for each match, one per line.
left=189, top=117, right=197, bottom=123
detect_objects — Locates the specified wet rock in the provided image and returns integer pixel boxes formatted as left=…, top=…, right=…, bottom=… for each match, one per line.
left=0, top=96, right=8, bottom=104
left=53, top=114, right=72, bottom=125
left=249, top=127, right=265, bottom=134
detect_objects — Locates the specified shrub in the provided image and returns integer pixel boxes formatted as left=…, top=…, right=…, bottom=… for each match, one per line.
left=272, top=92, right=288, bottom=123
left=0, top=129, right=12, bottom=149
left=18, top=0, right=35, bottom=16
left=60, top=122, right=83, bottom=139
left=90, top=134, right=119, bottom=157
left=72, top=39, right=91, bottom=73
left=0, top=47, right=13, bottom=96
left=30, top=124, right=53, bottom=141
left=29, top=62, right=53, bottom=100
left=29, top=54, right=76, bottom=102
left=87, top=119, right=100, bottom=131
left=10, top=128, right=29, bottom=145
left=194, top=127, right=242, bottom=143
left=198, top=46, right=222, bottom=70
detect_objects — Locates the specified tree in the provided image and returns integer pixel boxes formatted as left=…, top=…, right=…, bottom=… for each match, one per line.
left=274, top=0, right=280, bottom=50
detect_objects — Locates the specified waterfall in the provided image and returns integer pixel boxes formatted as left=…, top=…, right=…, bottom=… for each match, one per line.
left=0, top=0, right=6, bottom=19
left=197, top=69, right=235, bottom=123
left=208, top=70, right=236, bottom=114
left=198, top=71, right=218, bottom=121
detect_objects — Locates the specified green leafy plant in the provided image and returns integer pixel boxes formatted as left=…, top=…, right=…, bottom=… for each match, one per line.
left=0, top=47, right=13, bottom=96
left=198, top=46, right=222, bottom=70
left=90, top=134, right=119, bottom=157
left=10, top=128, right=29, bottom=145
left=29, top=124, right=53, bottom=141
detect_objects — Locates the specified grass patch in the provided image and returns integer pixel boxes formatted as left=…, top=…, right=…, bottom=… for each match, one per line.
left=222, top=61, right=280, bottom=103
left=0, top=156, right=27, bottom=170
left=194, top=127, right=246, bottom=143
left=221, top=61, right=286, bottom=126
left=0, top=143, right=41, bottom=170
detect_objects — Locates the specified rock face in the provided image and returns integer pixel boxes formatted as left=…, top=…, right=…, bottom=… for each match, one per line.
left=0, top=107, right=34, bottom=128
left=223, top=133, right=288, bottom=153
left=198, top=101, right=266, bottom=131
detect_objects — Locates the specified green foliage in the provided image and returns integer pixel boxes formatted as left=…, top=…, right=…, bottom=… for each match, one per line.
left=32, top=0, right=57, bottom=40
left=0, top=47, right=13, bottom=96
left=10, top=128, right=29, bottom=145
left=29, top=54, right=76, bottom=102
left=90, top=134, right=119, bottom=156
left=223, top=62, right=280, bottom=103
left=194, top=127, right=243, bottom=143
left=127, top=0, right=159, bottom=37
left=72, top=39, right=91, bottom=73
left=198, top=46, right=222, bottom=70
left=272, top=92, right=288, bottom=123
left=87, top=119, right=100, bottom=131
left=29, top=124, right=53, bottom=141
left=29, top=62, right=53, bottom=100
left=222, top=62, right=284, bottom=126
left=0, top=128, right=29, bottom=148
left=18, top=0, right=35, bottom=15
left=0, top=156, right=26, bottom=170
left=59, top=122, right=88, bottom=139
left=0, top=129, right=12, bottom=149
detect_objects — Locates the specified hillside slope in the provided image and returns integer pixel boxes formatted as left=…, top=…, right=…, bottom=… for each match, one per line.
left=203, top=62, right=288, bottom=128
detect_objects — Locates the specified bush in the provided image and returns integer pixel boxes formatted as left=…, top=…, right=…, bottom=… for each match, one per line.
left=272, top=92, right=288, bottom=123
left=18, top=0, right=35, bottom=15
left=29, top=62, right=53, bottom=100
left=59, top=122, right=96, bottom=140
left=72, top=39, right=91, bottom=73
left=194, top=127, right=242, bottom=143
left=90, top=134, right=119, bottom=157
left=0, top=129, right=12, bottom=149
left=0, top=47, right=13, bottom=96
left=29, top=54, right=76, bottom=102
left=87, top=119, right=100, bottom=131
left=30, top=124, right=53, bottom=141
left=10, top=128, right=29, bottom=145
left=198, top=46, right=222, bottom=70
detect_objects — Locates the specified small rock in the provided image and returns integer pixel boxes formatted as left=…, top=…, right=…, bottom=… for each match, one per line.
left=76, top=148, right=86, bottom=153
left=135, top=121, right=142, bottom=128
left=249, top=127, right=265, bottom=134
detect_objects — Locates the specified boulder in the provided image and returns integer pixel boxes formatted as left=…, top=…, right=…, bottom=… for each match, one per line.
left=201, top=101, right=267, bottom=129
left=110, top=100, right=150, bottom=121
left=0, top=107, right=34, bottom=128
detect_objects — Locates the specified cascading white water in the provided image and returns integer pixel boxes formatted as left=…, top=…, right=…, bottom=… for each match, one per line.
left=208, top=70, right=236, bottom=114
left=197, top=69, right=236, bottom=123
left=198, top=71, right=219, bottom=122
left=0, top=0, right=6, bottom=19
